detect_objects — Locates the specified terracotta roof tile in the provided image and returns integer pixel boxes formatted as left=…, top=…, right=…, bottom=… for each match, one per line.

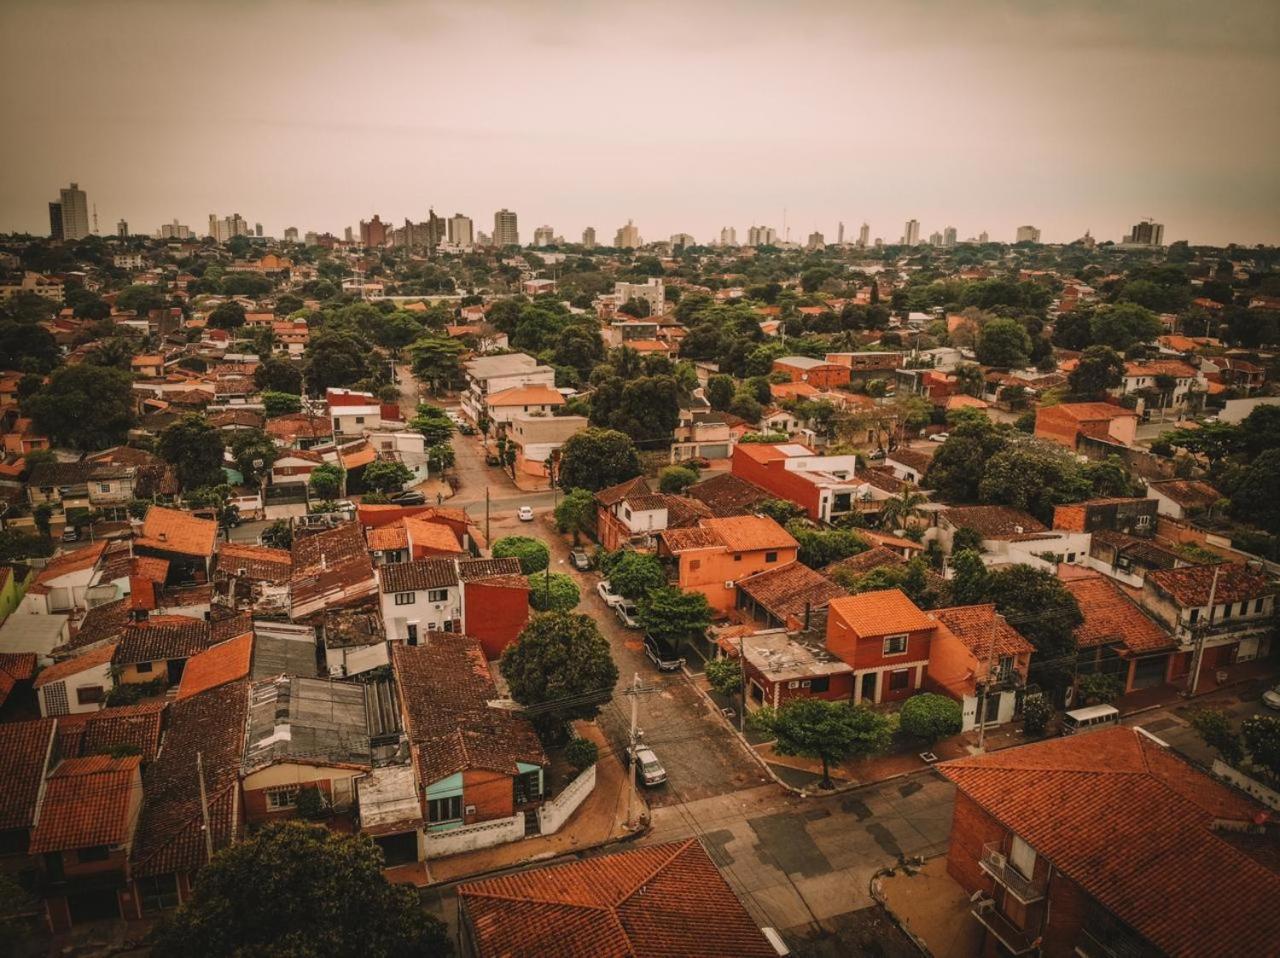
left=57, top=701, right=168, bottom=763
left=484, top=384, right=566, bottom=407
left=29, top=755, right=141, bottom=853
left=930, top=604, right=1033, bottom=657
left=0, top=718, right=55, bottom=830
left=113, top=616, right=211, bottom=666
left=703, top=515, right=798, bottom=552
left=685, top=473, right=776, bottom=518
left=366, top=521, right=410, bottom=552
left=1145, top=563, right=1273, bottom=608
left=828, top=588, right=935, bottom=637
left=941, top=505, right=1047, bottom=538
left=595, top=476, right=650, bottom=508
left=136, top=505, right=218, bottom=558
left=1147, top=479, right=1222, bottom=510
left=217, top=542, right=292, bottom=583
left=34, top=641, right=118, bottom=689
left=457, top=557, right=524, bottom=582
left=460, top=839, right=776, bottom=958
left=737, top=561, right=847, bottom=623
left=1065, top=572, right=1175, bottom=653
left=379, top=558, right=459, bottom=593
left=940, top=728, right=1280, bottom=958
left=177, top=634, right=253, bottom=700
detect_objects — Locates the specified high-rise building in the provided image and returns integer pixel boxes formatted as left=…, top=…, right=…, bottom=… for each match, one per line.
left=807, top=231, right=826, bottom=250
left=1015, top=225, right=1041, bottom=244
left=343, top=226, right=354, bottom=243
left=614, top=220, right=641, bottom=249
left=581, top=226, right=597, bottom=249
left=747, top=225, right=777, bottom=246
left=116, top=219, right=128, bottom=238
left=448, top=213, right=474, bottom=248
left=533, top=225, right=555, bottom=247
left=493, top=209, right=519, bottom=246
left=304, top=231, right=320, bottom=247
left=929, top=231, right=943, bottom=247
left=254, top=223, right=263, bottom=237
left=858, top=223, right=870, bottom=248
left=158, top=219, right=191, bottom=240
left=426, top=208, right=445, bottom=249
left=943, top=226, right=957, bottom=247
left=359, top=215, right=388, bottom=247
left=1124, top=219, right=1165, bottom=246
left=55, top=183, right=90, bottom=241
left=978, top=230, right=989, bottom=243
left=670, top=233, right=695, bottom=249
left=902, top=219, right=920, bottom=246
left=208, top=213, right=249, bottom=243
left=719, top=226, right=737, bottom=247
left=476, top=230, right=492, bottom=246
left=48, top=203, right=63, bottom=241
left=284, top=226, right=299, bottom=243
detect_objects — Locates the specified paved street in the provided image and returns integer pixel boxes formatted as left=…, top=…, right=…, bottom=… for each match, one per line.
left=1125, top=677, right=1275, bottom=768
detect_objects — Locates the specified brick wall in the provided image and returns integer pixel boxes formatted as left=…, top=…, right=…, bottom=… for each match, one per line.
left=462, top=768, right=514, bottom=823
left=731, top=448, right=821, bottom=520
left=945, top=790, right=1009, bottom=893
left=464, top=580, right=529, bottom=659
left=1041, top=872, right=1090, bottom=958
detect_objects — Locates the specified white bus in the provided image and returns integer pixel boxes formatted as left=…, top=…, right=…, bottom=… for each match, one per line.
left=1061, top=704, right=1120, bottom=736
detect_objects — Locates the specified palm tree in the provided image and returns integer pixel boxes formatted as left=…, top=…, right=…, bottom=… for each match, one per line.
left=953, top=363, right=985, bottom=398
left=879, top=487, right=928, bottom=533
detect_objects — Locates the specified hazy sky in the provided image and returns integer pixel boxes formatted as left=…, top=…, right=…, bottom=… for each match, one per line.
left=3, top=0, right=1278, bottom=245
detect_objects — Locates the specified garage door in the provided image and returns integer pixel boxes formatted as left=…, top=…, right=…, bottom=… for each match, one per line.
left=1131, top=655, right=1167, bottom=690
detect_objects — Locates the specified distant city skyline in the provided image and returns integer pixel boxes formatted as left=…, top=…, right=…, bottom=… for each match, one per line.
left=1, top=1, right=1277, bottom=246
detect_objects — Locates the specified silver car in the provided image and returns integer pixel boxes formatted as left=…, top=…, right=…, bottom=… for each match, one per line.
left=628, top=745, right=667, bottom=786
left=1263, top=684, right=1280, bottom=710
left=615, top=601, right=640, bottom=629
left=596, top=580, right=624, bottom=607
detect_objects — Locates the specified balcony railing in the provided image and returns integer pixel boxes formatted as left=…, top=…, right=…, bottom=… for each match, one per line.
left=979, top=842, right=1048, bottom=902
left=1175, top=616, right=1273, bottom=644
left=972, top=898, right=1038, bottom=955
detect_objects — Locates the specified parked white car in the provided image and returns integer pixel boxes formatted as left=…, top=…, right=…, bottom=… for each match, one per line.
left=517, top=505, right=534, bottom=521
left=626, top=744, right=667, bottom=786
left=615, top=601, right=640, bottom=629
left=1263, top=684, right=1280, bottom=710
left=596, top=580, right=624, bottom=607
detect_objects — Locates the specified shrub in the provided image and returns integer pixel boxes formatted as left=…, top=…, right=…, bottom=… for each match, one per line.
left=528, top=572, right=580, bottom=612
left=1191, top=708, right=1244, bottom=765
left=899, top=693, right=963, bottom=743
left=1077, top=672, right=1123, bottom=705
left=704, top=657, right=742, bottom=696
left=295, top=786, right=328, bottom=821
left=1021, top=696, right=1052, bottom=736
left=492, top=536, right=550, bottom=574
left=565, top=737, right=599, bottom=772
left=658, top=465, right=698, bottom=494
left=106, top=676, right=168, bottom=706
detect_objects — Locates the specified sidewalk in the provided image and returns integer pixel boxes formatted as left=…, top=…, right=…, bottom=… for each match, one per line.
left=410, top=722, right=643, bottom=886
left=878, top=857, right=982, bottom=958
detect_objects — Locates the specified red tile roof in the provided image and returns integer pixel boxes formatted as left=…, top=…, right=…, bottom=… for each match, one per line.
left=737, top=561, right=847, bottom=623
left=704, top=515, right=798, bottom=553
left=930, top=604, right=1034, bottom=657
left=940, top=728, right=1280, bottom=958
left=1146, top=563, right=1273, bottom=607
left=828, top=588, right=935, bottom=637
left=1065, top=572, right=1175, bottom=653
left=136, top=505, right=218, bottom=558
left=177, top=634, right=253, bottom=700
left=941, top=505, right=1047, bottom=538
left=33, top=540, right=107, bottom=586
left=56, top=701, right=168, bottom=763
left=33, top=640, right=118, bottom=689
left=217, top=542, right=292, bottom=583
left=484, top=384, right=566, bottom=407
left=29, top=755, right=141, bottom=853
left=113, top=616, right=211, bottom=666
left=459, top=839, right=776, bottom=958
left=0, top=719, right=55, bottom=830
left=1146, top=478, right=1222, bottom=510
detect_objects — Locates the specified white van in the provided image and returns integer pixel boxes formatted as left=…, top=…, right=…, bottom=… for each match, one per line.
left=1061, top=704, right=1120, bottom=736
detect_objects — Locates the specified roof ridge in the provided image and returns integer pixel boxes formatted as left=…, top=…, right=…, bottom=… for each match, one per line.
left=617, top=838, right=697, bottom=904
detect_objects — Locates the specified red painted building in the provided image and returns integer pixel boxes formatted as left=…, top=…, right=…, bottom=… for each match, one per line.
left=730, top=443, right=861, bottom=524
left=825, top=589, right=937, bottom=704
left=771, top=356, right=852, bottom=390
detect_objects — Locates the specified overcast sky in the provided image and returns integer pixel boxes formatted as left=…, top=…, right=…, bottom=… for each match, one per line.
left=2, top=0, right=1278, bottom=246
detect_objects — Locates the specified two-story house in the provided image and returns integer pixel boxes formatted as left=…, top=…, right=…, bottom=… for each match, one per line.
left=926, top=605, right=1033, bottom=731
left=1140, top=563, right=1274, bottom=690
left=931, top=505, right=1091, bottom=570
left=378, top=558, right=463, bottom=646
left=1063, top=568, right=1177, bottom=699
left=731, top=442, right=867, bottom=524
left=657, top=515, right=799, bottom=616
left=940, top=728, right=1280, bottom=958
left=461, top=354, right=556, bottom=424
left=1034, top=402, right=1138, bottom=452
left=482, top=384, right=565, bottom=432
left=825, top=589, right=939, bottom=705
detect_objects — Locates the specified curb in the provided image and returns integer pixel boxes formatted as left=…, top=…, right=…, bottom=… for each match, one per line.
left=870, top=862, right=935, bottom=958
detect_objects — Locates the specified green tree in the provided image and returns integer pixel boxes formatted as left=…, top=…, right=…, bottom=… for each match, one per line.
left=878, top=487, right=927, bottom=532
left=361, top=459, right=414, bottom=494
left=492, top=536, right=550, bottom=574
left=409, top=404, right=454, bottom=446
left=261, top=518, right=293, bottom=549
left=427, top=443, right=455, bottom=474
left=984, top=565, right=1081, bottom=687
left=899, top=693, right=963, bottom=743
left=1241, top=715, right=1280, bottom=782
left=658, top=465, right=698, bottom=494
left=558, top=428, right=641, bottom=492
left=1190, top=708, right=1244, bottom=765
left=1077, top=672, right=1123, bottom=705
left=409, top=337, right=466, bottom=394
left=0, top=321, right=60, bottom=372
left=528, top=572, right=580, bottom=612
left=159, top=415, right=227, bottom=491
left=609, top=551, right=666, bottom=600
left=499, top=611, right=619, bottom=732
left=978, top=438, right=1093, bottom=523
left=228, top=428, right=278, bottom=484
left=637, top=586, right=712, bottom=651
left=262, top=390, right=303, bottom=417
left=115, top=284, right=166, bottom=315
left=553, top=488, right=595, bottom=545
left=786, top=521, right=867, bottom=568
left=1228, top=449, right=1280, bottom=535
left=255, top=356, right=304, bottom=395
left=975, top=318, right=1032, bottom=368
left=27, top=364, right=136, bottom=449
left=1068, top=345, right=1126, bottom=398
left=1088, top=302, right=1163, bottom=351
left=1022, top=696, right=1052, bottom=736
left=704, top=657, right=743, bottom=696
left=706, top=374, right=735, bottom=410
left=750, top=699, right=894, bottom=789
left=922, top=418, right=1008, bottom=503
left=148, top=822, right=451, bottom=958
left=304, top=330, right=371, bottom=394
left=565, top=737, right=599, bottom=772
left=309, top=463, right=345, bottom=500
left=208, top=301, right=246, bottom=330
left=948, top=548, right=989, bottom=605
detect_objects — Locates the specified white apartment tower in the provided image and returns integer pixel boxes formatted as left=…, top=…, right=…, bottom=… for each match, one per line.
left=747, top=225, right=777, bottom=246
left=943, top=226, right=957, bottom=247
left=614, top=220, right=641, bottom=249
left=533, top=225, right=555, bottom=247
left=1015, top=225, right=1042, bottom=243
left=582, top=226, right=597, bottom=249
left=902, top=219, right=920, bottom=246
left=858, top=223, right=870, bottom=248
left=493, top=209, right=519, bottom=246
left=448, top=213, right=474, bottom=247
left=720, top=226, right=737, bottom=247
left=57, top=183, right=90, bottom=241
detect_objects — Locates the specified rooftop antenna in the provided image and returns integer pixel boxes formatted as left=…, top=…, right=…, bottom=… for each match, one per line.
left=783, top=207, right=789, bottom=243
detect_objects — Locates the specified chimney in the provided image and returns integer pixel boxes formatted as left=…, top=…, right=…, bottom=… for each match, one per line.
left=158, top=531, right=168, bottom=542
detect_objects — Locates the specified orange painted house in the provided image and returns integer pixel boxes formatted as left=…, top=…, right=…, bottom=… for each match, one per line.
left=825, top=589, right=938, bottom=704
left=657, top=516, right=798, bottom=616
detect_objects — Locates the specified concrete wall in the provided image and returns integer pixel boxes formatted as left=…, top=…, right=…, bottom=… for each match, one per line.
left=536, top=764, right=596, bottom=834
left=423, top=813, right=523, bottom=859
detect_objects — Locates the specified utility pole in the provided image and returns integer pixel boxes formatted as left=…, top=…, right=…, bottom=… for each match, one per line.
left=976, top=610, right=1001, bottom=752
left=484, top=486, right=490, bottom=544
left=621, top=673, right=656, bottom=828
left=738, top=634, right=747, bottom=733
left=196, top=751, right=213, bottom=862
left=1185, top=564, right=1221, bottom=697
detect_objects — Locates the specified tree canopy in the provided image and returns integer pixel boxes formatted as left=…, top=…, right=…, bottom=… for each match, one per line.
left=750, top=698, right=894, bottom=788
left=159, top=415, right=227, bottom=491
left=557, top=428, right=641, bottom=492
left=27, top=364, right=136, bottom=449
left=492, top=536, right=550, bottom=574
left=500, top=611, right=619, bottom=730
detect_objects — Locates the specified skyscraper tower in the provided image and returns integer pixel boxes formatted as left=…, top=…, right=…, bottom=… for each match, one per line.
left=858, top=223, right=870, bottom=248
left=902, top=219, right=920, bottom=246
left=55, top=183, right=90, bottom=240
left=837, top=222, right=845, bottom=245
left=582, top=226, right=597, bottom=249
left=448, top=213, right=474, bottom=247
left=48, top=203, right=63, bottom=241
left=493, top=209, right=519, bottom=246
left=117, top=219, right=128, bottom=238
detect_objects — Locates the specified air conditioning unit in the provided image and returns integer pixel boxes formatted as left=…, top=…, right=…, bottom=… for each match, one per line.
left=787, top=680, right=799, bottom=689
left=988, top=850, right=1007, bottom=870
left=724, top=580, right=735, bottom=590
left=801, top=680, right=811, bottom=688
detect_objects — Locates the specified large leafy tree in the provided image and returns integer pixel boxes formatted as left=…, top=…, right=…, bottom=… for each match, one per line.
left=159, top=415, right=227, bottom=491
left=558, top=428, right=640, bottom=492
left=255, top=356, right=304, bottom=395
left=978, top=438, right=1093, bottom=523
left=500, top=611, right=619, bottom=731
left=1228, top=449, right=1280, bottom=535
left=1089, top=302, right=1163, bottom=350
left=0, top=320, right=60, bottom=372
left=361, top=459, right=414, bottom=494
left=637, top=586, right=711, bottom=650
left=208, top=301, right=246, bottom=330
left=262, top=391, right=303, bottom=417
left=409, top=404, right=454, bottom=446
left=750, top=698, right=893, bottom=788
left=922, top=418, right=1008, bottom=503
left=27, top=364, right=136, bottom=449
left=899, top=693, right=963, bottom=743
left=983, top=565, right=1081, bottom=688
left=589, top=375, right=680, bottom=443
left=786, top=520, right=868, bottom=569
left=149, top=822, right=451, bottom=958
left=1067, top=345, right=1125, bottom=398
left=309, top=463, right=345, bottom=500
left=304, top=330, right=372, bottom=394
left=409, top=337, right=466, bottom=394
left=608, top=551, right=666, bottom=600
left=527, top=572, right=580, bottom=612
left=553, top=488, right=595, bottom=545
left=228, top=428, right=278, bottom=484
left=492, top=536, right=550, bottom=574
left=975, top=318, right=1032, bottom=368
left=115, top=284, right=166, bottom=315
